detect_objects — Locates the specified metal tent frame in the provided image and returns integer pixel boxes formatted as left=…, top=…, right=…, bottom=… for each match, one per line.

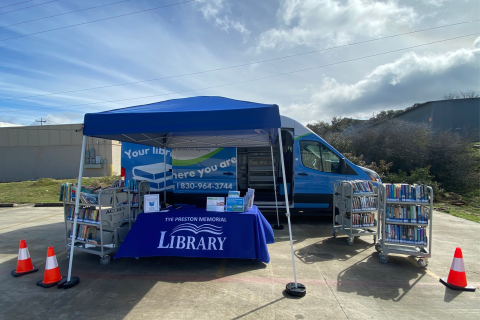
left=62, top=96, right=305, bottom=296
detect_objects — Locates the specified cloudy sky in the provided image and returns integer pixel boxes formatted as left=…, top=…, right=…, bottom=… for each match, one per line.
left=0, top=0, right=478, bottom=126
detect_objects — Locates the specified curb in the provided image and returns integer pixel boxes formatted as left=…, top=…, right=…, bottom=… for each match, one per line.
left=0, top=203, right=17, bottom=207
left=34, top=203, right=63, bottom=207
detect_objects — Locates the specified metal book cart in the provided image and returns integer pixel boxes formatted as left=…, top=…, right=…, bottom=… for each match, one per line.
left=376, top=184, right=433, bottom=267
left=63, top=187, right=131, bottom=265
left=332, top=180, right=379, bottom=245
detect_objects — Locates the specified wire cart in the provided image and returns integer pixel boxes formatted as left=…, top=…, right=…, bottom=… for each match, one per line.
left=63, top=187, right=131, bottom=265
left=376, top=184, right=433, bottom=267
left=332, top=180, right=379, bottom=245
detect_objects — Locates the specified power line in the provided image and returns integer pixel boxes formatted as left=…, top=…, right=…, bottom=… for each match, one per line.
left=1, top=0, right=133, bottom=29
left=0, top=0, right=34, bottom=9
left=22, top=33, right=478, bottom=113
left=0, top=0, right=196, bottom=42
left=0, top=107, right=60, bottom=124
left=1, top=20, right=477, bottom=104
left=0, top=0, right=60, bottom=16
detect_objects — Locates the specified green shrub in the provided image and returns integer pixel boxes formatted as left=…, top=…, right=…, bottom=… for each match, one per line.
left=383, top=166, right=444, bottom=197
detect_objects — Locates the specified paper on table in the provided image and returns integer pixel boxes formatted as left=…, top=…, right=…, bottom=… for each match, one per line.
left=207, top=197, right=225, bottom=212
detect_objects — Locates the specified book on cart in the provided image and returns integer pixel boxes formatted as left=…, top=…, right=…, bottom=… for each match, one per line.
left=383, top=183, right=429, bottom=202
left=332, top=180, right=379, bottom=246
left=62, top=179, right=150, bottom=265
left=377, top=183, right=433, bottom=267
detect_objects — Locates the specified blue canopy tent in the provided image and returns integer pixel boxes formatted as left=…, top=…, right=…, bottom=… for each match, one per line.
left=65, top=96, right=305, bottom=296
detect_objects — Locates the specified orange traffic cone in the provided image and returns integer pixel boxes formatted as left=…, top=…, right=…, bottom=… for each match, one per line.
left=440, top=247, right=476, bottom=292
left=36, top=247, right=64, bottom=288
left=11, top=239, right=38, bottom=277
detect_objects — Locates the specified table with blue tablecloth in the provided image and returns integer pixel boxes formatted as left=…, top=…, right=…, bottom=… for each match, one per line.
left=115, top=205, right=274, bottom=263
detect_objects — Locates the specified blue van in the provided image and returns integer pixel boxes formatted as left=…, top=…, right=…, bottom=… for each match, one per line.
left=121, top=115, right=380, bottom=213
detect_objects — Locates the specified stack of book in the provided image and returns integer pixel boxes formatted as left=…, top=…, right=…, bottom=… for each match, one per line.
left=352, top=197, right=376, bottom=212
left=124, top=179, right=139, bottom=192
left=79, top=192, right=99, bottom=204
left=66, top=207, right=100, bottom=224
left=386, top=205, right=428, bottom=223
left=384, top=184, right=429, bottom=202
left=350, top=212, right=375, bottom=227
left=68, top=223, right=98, bottom=242
left=386, top=225, right=427, bottom=245
left=59, top=184, right=101, bottom=202
left=351, top=180, right=375, bottom=194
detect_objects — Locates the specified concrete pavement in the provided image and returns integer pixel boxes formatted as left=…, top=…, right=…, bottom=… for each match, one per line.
left=0, top=206, right=478, bottom=319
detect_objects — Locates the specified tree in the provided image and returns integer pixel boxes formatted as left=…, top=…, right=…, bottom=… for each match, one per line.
left=306, top=117, right=360, bottom=137
left=443, top=90, right=480, bottom=100
left=369, top=109, right=405, bottom=123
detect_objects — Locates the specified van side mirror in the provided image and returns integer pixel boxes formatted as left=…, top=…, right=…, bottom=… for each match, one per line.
left=340, top=158, right=347, bottom=174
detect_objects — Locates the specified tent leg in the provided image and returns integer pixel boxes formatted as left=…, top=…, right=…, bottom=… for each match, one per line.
left=163, top=146, right=167, bottom=204
left=61, top=135, right=86, bottom=289
left=271, top=145, right=283, bottom=230
left=278, top=128, right=306, bottom=297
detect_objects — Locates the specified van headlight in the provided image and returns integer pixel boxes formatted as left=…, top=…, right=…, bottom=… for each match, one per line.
left=362, top=168, right=382, bottom=183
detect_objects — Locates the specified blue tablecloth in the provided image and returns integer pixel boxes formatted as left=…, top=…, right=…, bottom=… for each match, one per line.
left=115, top=205, right=274, bottom=263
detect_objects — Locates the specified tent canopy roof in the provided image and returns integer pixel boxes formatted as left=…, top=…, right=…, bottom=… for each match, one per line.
left=83, top=96, right=281, bottom=148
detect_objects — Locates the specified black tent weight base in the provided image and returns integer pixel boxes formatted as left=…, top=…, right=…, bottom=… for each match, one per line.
left=58, top=276, right=80, bottom=289
left=286, top=282, right=306, bottom=297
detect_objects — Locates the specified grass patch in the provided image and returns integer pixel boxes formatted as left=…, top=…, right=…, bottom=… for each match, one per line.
left=434, top=189, right=480, bottom=223
left=0, top=176, right=121, bottom=204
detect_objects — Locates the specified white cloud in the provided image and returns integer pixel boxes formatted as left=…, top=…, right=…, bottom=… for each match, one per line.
left=424, top=0, right=448, bottom=6
left=282, top=47, right=480, bottom=123
left=474, top=36, right=480, bottom=48
left=256, top=0, right=419, bottom=52
left=197, top=0, right=250, bottom=35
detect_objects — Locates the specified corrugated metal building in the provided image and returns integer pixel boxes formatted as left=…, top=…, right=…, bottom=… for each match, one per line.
left=394, top=98, right=480, bottom=136
left=0, top=124, right=121, bottom=182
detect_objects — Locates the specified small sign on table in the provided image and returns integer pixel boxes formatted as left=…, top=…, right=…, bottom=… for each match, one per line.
left=144, top=194, right=160, bottom=213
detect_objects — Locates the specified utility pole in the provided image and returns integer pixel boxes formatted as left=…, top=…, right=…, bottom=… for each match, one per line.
left=36, top=118, right=46, bottom=126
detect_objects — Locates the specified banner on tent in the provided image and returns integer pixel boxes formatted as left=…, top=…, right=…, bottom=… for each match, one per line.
left=122, top=145, right=237, bottom=194
left=171, top=148, right=237, bottom=194
left=121, top=142, right=173, bottom=192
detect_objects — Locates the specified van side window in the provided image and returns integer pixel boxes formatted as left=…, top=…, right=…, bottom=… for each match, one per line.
left=300, top=140, right=342, bottom=174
